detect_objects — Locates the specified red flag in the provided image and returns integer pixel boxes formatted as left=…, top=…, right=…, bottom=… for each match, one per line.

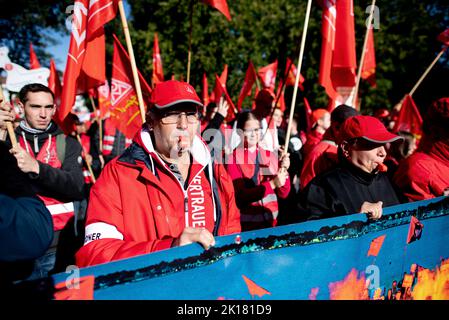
left=202, top=73, right=209, bottom=110
left=331, top=0, right=357, bottom=89
left=29, top=43, right=41, bottom=69
left=318, top=0, right=338, bottom=100
left=212, top=64, right=228, bottom=103
left=110, top=34, right=152, bottom=139
left=392, top=95, right=423, bottom=137
left=407, top=216, right=424, bottom=244
left=437, top=28, right=449, bottom=46
left=59, top=0, right=118, bottom=122
left=361, top=27, right=376, bottom=87
left=97, top=81, right=112, bottom=119
left=48, top=59, right=62, bottom=106
left=214, top=73, right=236, bottom=122
left=258, top=60, right=278, bottom=92
left=242, top=275, right=271, bottom=298
left=152, top=32, right=164, bottom=86
left=303, top=97, right=313, bottom=133
left=367, top=235, right=386, bottom=257
left=237, top=61, right=256, bottom=111
left=284, top=58, right=305, bottom=91
left=202, top=0, right=231, bottom=21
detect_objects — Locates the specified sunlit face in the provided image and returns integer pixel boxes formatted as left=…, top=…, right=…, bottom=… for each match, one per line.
left=150, top=105, right=200, bottom=160
left=318, top=112, right=331, bottom=131
left=21, top=91, right=55, bottom=130
left=272, top=108, right=283, bottom=128
left=342, top=139, right=387, bottom=173
left=242, top=119, right=261, bottom=149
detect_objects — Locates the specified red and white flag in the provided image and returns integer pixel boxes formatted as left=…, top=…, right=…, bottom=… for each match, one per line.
left=361, top=27, right=376, bottom=87
left=110, top=34, right=152, bottom=139
left=237, top=61, right=256, bottom=111
left=58, top=0, right=118, bottom=122
left=29, top=43, right=41, bottom=69
left=152, top=32, right=164, bottom=86
left=202, top=0, right=231, bottom=21
left=258, top=60, right=278, bottom=92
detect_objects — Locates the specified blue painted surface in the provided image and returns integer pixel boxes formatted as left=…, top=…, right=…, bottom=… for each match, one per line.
left=51, top=197, right=449, bottom=300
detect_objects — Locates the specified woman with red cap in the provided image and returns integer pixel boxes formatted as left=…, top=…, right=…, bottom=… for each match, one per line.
left=302, top=108, right=331, bottom=156
left=301, top=115, right=404, bottom=220
left=393, top=97, right=449, bottom=201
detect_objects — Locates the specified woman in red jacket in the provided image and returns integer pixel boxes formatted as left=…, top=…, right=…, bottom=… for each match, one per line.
left=226, top=112, right=290, bottom=231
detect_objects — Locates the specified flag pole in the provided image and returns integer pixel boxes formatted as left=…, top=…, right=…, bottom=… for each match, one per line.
left=76, top=133, right=96, bottom=183
left=186, top=0, right=195, bottom=83
left=118, top=0, right=146, bottom=123
left=283, top=0, right=313, bottom=156
left=89, top=95, right=103, bottom=152
left=409, top=46, right=447, bottom=97
left=353, top=0, right=376, bottom=108
left=0, top=84, right=17, bottom=147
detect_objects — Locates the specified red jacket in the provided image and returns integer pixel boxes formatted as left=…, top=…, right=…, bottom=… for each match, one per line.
left=393, top=139, right=449, bottom=201
left=300, top=140, right=338, bottom=190
left=76, top=129, right=240, bottom=267
left=226, top=146, right=290, bottom=231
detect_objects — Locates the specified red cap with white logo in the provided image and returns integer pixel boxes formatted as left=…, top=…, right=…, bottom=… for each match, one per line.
left=150, top=80, right=203, bottom=110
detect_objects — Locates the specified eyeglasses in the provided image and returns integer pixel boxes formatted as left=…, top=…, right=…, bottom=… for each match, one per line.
left=243, top=128, right=261, bottom=135
left=160, top=111, right=200, bottom=124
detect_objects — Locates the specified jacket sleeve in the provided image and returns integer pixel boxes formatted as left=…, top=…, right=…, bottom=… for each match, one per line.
left=32, top=135, right=85, bottom=201
left=393, top=158, right=433, bottom=202
left=216, top=164, right=241, bottom=235
left=75, top=161, right=173, bottom=267
left=301, top=178, right=343, bottom=220
left=0, top=195, right=53, bottom=262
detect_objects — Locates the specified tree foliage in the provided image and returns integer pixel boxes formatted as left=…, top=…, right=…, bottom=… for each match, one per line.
left=122, top=0, right=448, bottom=115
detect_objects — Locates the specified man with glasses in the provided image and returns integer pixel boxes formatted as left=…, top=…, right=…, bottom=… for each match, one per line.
left=76, top=80, right=241, bottom=267
left=0, top=83, right=84, bottom=279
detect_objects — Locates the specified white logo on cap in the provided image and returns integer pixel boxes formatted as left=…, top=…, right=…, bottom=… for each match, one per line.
left=185, top=85, right=194, bottom=94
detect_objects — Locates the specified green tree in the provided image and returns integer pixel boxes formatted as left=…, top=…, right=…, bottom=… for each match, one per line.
left=122, top=0, right=448, bottom=115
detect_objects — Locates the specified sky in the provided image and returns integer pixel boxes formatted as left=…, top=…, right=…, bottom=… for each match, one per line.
left=48, top=1, right=131, bottom=72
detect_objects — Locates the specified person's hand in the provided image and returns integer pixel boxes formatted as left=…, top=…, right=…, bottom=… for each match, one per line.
left=360, top=201, right=383, bottom=220
left=279, top=152, right=290, bottom=171
left=10, top=145, right=40, bottom=174
left=270, top=168, right=288, bottom=189
left=85, top=153, right=93, bottom=166
left=0, top=101, right=16, bottom=130
left=217, top=97, right=229, bottom=118
left=99, top=154, right=105, bottom=169
left=172, top=227, right=216, bottom=250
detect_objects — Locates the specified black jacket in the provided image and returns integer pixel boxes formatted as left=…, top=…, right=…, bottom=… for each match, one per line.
left=301, top=157, right=402, bottom=220
left=0, top=141, right=53, bottom=285
left=11, top=122, right=85, bottom=202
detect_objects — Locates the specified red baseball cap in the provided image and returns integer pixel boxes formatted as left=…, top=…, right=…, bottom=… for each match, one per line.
left=150, top=80, right=203, bottom=110
left=338, top=115, right=403, bottom=144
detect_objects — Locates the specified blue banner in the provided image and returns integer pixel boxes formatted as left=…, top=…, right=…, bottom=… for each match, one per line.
left=51, top=196, right=449, bottom=300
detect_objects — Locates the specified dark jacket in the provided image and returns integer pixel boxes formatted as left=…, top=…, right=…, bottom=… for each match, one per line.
left=11, top=122, right=85, bottom=202
left=0, top=141, right=53, bottom=285
left=301, top=157, right=402, bottom=220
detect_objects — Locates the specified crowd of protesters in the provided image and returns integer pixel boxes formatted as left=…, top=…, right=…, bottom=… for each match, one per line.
left=0, top=80, right=448, bottom=286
